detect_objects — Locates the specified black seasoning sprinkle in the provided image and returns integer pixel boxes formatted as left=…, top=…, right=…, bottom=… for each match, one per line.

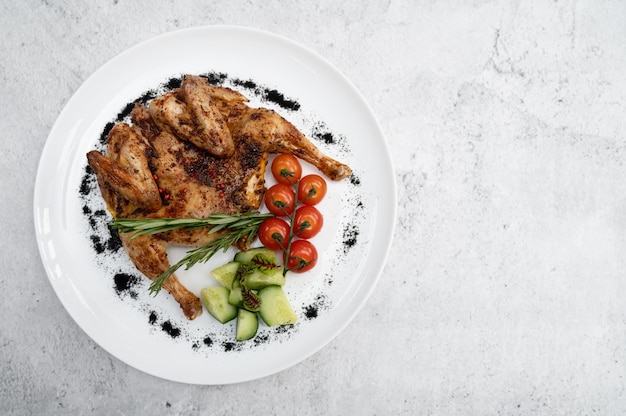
left=201, top=71, right=228, bottom=85
left=149, top=311, right=158, bottom=325
left=99, top=122, right=115, bottom=147
left=79, top=172, right=94, bottom=196
left=304, top=305, right=318, bottom=319
left=350, top=174, right=361, bottom=186
left=342, top=224, right=359, bottom=252
left=222, top=341, right=236, bottom=352
left=161, top=320, right=181, bottom=338
left=231, top=78, right=300, bottom=111
left=164, top=76, right=183, bottom=90
left=203, top=336, right=213, bottom=347
left=90, top=235, right=105, bottom=254
left=313, top=130, right=336, bottom=145
left=253, top=333, right=269, bottom=345
left=116, top=101, right=135, bottom=122
left=231, top=78, right=257, bottom=89
left=113, top=272, right=139, bottom=299
left=105, top=226, right=123, bottom=252
left=274, top=324, right=294, bottom=334
left=263, top=89, right=300, bottom=111
left=137, top=89, right=158, bottom=105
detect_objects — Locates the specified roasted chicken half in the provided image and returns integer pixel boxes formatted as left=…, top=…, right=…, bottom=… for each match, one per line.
left=87, top=75, right=351, bottom=319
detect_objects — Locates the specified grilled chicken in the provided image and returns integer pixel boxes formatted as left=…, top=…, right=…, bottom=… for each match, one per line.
left=87, top=74, right=351, bottom=319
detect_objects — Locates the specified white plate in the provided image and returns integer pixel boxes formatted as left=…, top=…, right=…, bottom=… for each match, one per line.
left=33, top=26, right=396, bottom=384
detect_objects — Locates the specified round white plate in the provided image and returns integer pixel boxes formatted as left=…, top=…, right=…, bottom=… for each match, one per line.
left=33, top=26, right=396, bottom=384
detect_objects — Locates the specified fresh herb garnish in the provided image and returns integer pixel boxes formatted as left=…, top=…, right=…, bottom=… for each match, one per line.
left=110, top=212, right=272, bottom=295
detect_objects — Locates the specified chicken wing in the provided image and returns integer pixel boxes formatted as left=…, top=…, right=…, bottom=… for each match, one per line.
left=148, top=76, right=235, bottom=158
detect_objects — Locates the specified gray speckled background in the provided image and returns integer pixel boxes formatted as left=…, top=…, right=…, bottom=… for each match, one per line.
left=2, top=0, right=626, bottom=414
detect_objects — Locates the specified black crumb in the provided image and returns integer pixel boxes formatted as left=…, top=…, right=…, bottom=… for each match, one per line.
left=149, top=311, right=158, bottom=325
left=274, top=324, right=294, bottom=334
left=79, top=173, right=94, bottom=197
left=231, top=78, right=257, bottom=89
left=99, top=122, right=115, bottom=147
left=114, top=272, right=139, bottom=298
left=164, top=76, right=183, bottom=90
left=201, top=71, right=228, bottom=85
left=137, top=89, right=158, bottom=105
left=161, top=320, right=181, bottom=338
left=116, top=101, right=135, bottom=122
left=254, top=333, right=270, bottom=345
left=263, top=89, right=300, bottom=111
left=304, top=294, right=329, bottom=320
left=313, top=130, right=336, bottom=145
left=203, top=336, right=213, bottom=347
left=349, top=173, right=361, bottom=186
left=90, top=235, right=105, bottom=254
left=304, top=305, right=318, bottom=319
left=342, top=224, right=359, bottom=252
left=105, top=226, right=123, bottom=252
left=222, top=341, right=237, bottom=352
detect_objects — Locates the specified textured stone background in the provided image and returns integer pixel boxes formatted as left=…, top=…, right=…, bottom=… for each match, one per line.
left=2, top=0, right=626, bottom=414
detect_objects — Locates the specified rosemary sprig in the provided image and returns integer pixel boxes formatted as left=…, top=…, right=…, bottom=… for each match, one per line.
left=111, top=212, right=271, bottom=239
left=110, top=212, right=272, bottom=295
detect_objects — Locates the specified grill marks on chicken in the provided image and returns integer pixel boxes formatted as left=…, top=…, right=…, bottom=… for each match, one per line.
left=87, top=74, right=352, bottom=320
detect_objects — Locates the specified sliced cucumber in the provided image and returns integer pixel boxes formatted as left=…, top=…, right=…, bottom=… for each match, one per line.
left=210, top=261, right=240, bottom=289
left=245, top=268, right=286, bottom=290
left=200, top=287, right=237, bottom=324
left=234, top=247, right=277, bottom=263
left=257, top=285, right=298, bottom=326
left=236, top=309, right=259, bottom=341
left=228, top=285, right=243, bottom=307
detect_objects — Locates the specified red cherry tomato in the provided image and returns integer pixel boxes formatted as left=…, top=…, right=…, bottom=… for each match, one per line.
left=284, top=239, right=318, bottom=273
left=264, top=184, right=295, bottom=216
left=271, top=154, right=302, bottom=185
left=258, top=217, right=290, bottom=250
left=293, top=205, right=323, bottom=239
left=297, top=174, right=327, bottom=206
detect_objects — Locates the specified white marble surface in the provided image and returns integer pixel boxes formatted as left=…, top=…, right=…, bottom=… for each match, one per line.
left=2, top=0, right=626, bottom=414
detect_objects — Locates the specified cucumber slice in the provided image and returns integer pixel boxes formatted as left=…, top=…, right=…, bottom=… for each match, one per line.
left=234, top=247, right=277, bottom=263
left=236, top=309, right=259, bottom=341
left=257, top=285, right=298, bottom=326
left=200, top=287, right=238, bottom=324
left=228, top=285, right=243, bottom=307
left=210, top=261, right=240, bottom=289
left=245, top=268, right=286, bottom=290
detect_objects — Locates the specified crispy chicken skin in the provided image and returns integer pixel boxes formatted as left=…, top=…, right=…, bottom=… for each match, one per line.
left=87, top=74, right=352, bottom=319
left=86, top=123, right=161, bottom=212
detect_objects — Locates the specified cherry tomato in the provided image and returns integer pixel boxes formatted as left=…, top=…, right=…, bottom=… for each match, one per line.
left=297, top=174, right=327, bottom=206
left=258, top=217, right=290, bottom=250
left=264, top=183, right=295, bottom=216
left=293, top=205, right=323, bottom=239
left=271, top=154, right=302, bottom=185
left=284, top=239, right=318, bottom=273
